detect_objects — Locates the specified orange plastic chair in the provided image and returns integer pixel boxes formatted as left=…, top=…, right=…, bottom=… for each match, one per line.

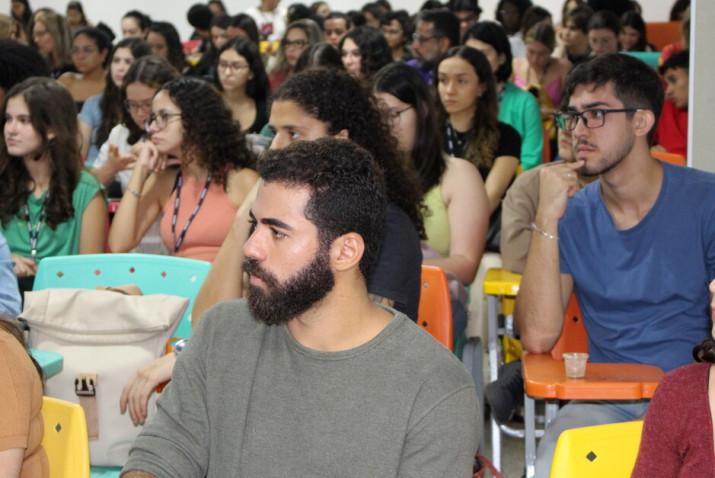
left=521, top=296, right=664, bottom=478
left=651, top=150, right=686, bottom=166
left=645, top=22, right=681, bottom=51
left=417, top=265, right=454, bottom=351
left=542, top=124, right=552, bottom=164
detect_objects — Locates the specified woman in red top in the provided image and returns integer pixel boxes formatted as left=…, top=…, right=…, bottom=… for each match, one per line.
left=632, top=280, right=715, bottom=476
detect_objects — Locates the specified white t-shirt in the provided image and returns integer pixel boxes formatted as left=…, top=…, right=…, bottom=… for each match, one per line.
left=93, top=123, right=133, bottom=192
left=245, top=5, right=287, bottom=42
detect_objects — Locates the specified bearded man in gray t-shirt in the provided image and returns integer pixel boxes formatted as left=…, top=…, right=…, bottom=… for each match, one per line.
left=122, top=139, right=480, bottom=478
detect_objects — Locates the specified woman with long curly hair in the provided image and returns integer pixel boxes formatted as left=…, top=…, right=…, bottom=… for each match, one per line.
left=79, top=38, right=151, bottom=165
left=108, top=77, right=258, bottom=261
left=215, top=38, right=269, bottom=133
left=632, top=280, right=715, bottom=476
left=0, top=78, right=106, bottom=292
left=340, top=26, right=391, bottom=81
left=91, top=56, right=178, bottom=196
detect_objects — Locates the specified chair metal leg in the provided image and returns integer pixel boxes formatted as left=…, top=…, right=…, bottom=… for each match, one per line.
left=462, top=337, right=486, bottom=453
left=524, top=394, right=537, bottom=478
left=486, top=295, right=502, bottom=469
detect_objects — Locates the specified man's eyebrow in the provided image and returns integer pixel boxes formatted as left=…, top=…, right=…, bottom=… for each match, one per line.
left=249, top=210, right=294, bottom=231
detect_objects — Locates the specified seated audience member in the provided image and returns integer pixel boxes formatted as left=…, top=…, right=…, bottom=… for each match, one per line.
left=437, top=47, right=521, bottom=222
left=121, top=138, right=480, bottom=478
left=227, top=13, right=260, bottom=44
left=0, top=78, right=106, bottom=293
left=121, top=10, right=151, bottom=39
left=0, top=39, right=50, bottom=105
left=631, top=280, right=715, bottom=477
left=340, top=26, right=392, bottom=81
left=0, top=317, right=47, bottom=478
left=186, top=3, right=212, bottom=51
left=108, top=77, right=258, bottom=261
left=361, top=2, right=383, bottom=29
left=618, top=10, right=653, bottom=52
left=465, top=21, right=543, bottom=171
left=92, top=56, right=179, bottom=195
left=31, top=10, right=73, bottom=78
left=79, top=38, right=151, bottom=166
left=120, top=68, right=424, bottom=420
left=65, top=1, right=89, bottom=35
left=587, top=10, right=619, bottom=56
left=294, top=42, right=344, bottom=73
left=660, top=6, right=689, bottom=64
left=556, top=5, right=592, bottom=65
left=374, top=62, right=489, bottom=338
left=0, top=233, right=21, bottom=317
left=323, top=11, right=352, bottom=49
left=514, top=53, right=715, bottom=478
left=310, top=1, right=331, bottom=18
left=654, top=49, right=689, bottom=157
left=495, top=0, right=533, bottom=59
left=187, top=13, right=232, bottom=78
left=380, top=10, right=412, bottom=62
left=11, top=0, right=32, bottom=38
left=146, top=22, right=187, bottom=73
left=216, top=38, right=269, bottom=134
left=450, top=0, right=481, bottom=41
left=245, top=0, right=288, bottom=42
left=267, top=19, right=323, bottom=90
left=58, top=28, right=111, bottom=110
left=408, top=9, right=460, bottom=85
left=208, top=0, right=227, bottom=17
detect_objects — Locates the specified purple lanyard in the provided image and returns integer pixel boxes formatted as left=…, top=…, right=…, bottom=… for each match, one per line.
left=171, top=172, right=212, bottom=252
left=24, top=202, right=46, bottom=259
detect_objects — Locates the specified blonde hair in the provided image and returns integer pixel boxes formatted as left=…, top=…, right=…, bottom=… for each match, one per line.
left=34, top=10, right=72, bottom=68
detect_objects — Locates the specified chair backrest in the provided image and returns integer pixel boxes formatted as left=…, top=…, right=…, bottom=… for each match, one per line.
left=550, top=420, right=644, bottom=478
left=417, top=265, right=454, bottom=351
left=42, top=396, right=90, bottom=478
left=33, top=254, right=211, bottom=338
left=550, top=294, right=588, bottom=360
left=622, top=51, right=661, bottom=70
left=542, top=123, right=552, bottom=164
left=645, top=21, right=681, bottom=51
left=651, top=150, right=686, bottom=166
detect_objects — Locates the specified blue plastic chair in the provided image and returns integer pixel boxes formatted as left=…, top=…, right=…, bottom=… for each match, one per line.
left=622, top=51, right=661, bottom=70
left=33, top=253, right=212, bottom=478
left=33, top=253, right=211, bottom=338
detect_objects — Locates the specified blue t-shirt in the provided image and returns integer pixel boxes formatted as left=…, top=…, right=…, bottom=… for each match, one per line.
left=559, top=162, right=715, bottom=372
left=79, top=94, right=102, bottom=166
left=0, top=232, right=21, bottom=317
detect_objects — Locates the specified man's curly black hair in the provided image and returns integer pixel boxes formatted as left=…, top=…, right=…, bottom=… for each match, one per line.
left=272, top=68, right=425, bottom=238
left=258, top=138, right=387, bottom=279
left=160, top=77, right=255, bottom=187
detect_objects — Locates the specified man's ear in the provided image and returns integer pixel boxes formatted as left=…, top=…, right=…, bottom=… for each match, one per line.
left=330, top=232, right=364, bottom=273
left=333, top=128, right=349, bottom=140
left=632, top=109, right=656, bottom=139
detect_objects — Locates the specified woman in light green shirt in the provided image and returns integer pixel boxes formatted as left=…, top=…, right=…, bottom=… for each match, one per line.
left=0, top=77, right=106, bottom=291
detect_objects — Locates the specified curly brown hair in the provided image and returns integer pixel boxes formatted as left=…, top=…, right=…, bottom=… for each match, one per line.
left=0, top=77, right=81, bottom=229
left=160, top=77, right=255, bottom=187
left=693, top=338, right=715, bottom=364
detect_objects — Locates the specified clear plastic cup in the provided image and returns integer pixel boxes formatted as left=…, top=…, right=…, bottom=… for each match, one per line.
left=563, top=352, right=589, bottom=378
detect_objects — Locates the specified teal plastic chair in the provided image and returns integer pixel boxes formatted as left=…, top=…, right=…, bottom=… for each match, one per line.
left=622, top=51, right=661, bottom=70
left=33, top=253, right=211, bottom=478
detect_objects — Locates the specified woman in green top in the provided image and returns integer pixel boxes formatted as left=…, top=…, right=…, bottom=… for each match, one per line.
left=464, top=21, right=544, bottom=170
left=373, top=62, right=489, bottom=337
left=0, top=77, right=106, bottom=291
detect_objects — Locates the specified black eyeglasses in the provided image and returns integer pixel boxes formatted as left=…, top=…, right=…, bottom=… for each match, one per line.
left=145, top=111, right=182, bottom=131
left=553, top=108, right=643, bottom=131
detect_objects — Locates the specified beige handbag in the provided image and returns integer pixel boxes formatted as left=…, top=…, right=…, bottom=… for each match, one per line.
left=21, top=288, right=188, bottom=467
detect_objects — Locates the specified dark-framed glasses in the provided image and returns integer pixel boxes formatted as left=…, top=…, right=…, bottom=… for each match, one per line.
left=385, top=105, right=412, bottom=125
left=553, top=108, right=643, bottom=131
left=218, top=60, right=250, bottom=71
left=145, top=111, right=182, bottom=131
left=124, top=99, right=153, bottom=113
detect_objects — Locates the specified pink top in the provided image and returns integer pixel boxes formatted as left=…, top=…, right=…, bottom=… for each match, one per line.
left=160, top=173, right=237, bottom=262
left=632, top=362, right=715, bottom=477
left=513, top=74, right=563, bottom=110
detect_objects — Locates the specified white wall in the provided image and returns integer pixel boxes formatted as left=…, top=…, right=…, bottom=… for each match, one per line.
left=1, top=0, right=674, bottom=42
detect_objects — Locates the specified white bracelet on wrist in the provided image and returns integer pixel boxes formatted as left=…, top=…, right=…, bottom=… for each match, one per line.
left=529, top=222, right=558, bottom=240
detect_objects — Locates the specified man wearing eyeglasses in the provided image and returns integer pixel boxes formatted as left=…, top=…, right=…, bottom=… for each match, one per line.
left=515, top=53, right=715, bottom=478
left=407, top=9, right=460, bottom=85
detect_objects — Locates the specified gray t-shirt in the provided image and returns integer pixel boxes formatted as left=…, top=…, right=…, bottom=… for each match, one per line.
left=122, top=300, right=480, bottom=477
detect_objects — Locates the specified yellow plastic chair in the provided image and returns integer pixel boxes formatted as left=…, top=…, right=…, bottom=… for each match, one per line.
left=42, top=396, right=90, bottom=478
left=549, top=420, right=644, bottom=478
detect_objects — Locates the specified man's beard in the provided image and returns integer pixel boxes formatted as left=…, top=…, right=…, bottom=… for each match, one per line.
left=243, top=249, right=336, bottom=326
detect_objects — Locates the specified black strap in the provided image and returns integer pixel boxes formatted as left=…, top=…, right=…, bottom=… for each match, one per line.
left=171, top=171, right=212, bottom=252
left=23, top=201, right=46, bottom=259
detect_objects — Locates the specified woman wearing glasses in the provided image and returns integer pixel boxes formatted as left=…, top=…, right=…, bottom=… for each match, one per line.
left=108, top=77, right=258, bottom=262
left=267, top=19, right=323, bottom=91
left=79, top=38, right=151, bottom=166
left=215, top=38, right=269, bottom=134
left=91, top=56, right=178, bottom=196
left=0, top=78, right=106, bottom=291
left=374, top=62, right=489, bottom=337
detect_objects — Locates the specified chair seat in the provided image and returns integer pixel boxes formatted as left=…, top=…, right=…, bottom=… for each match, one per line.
left=523, top=353, right=664, bottom=400
left=483, top=268, right=521, bottom=296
